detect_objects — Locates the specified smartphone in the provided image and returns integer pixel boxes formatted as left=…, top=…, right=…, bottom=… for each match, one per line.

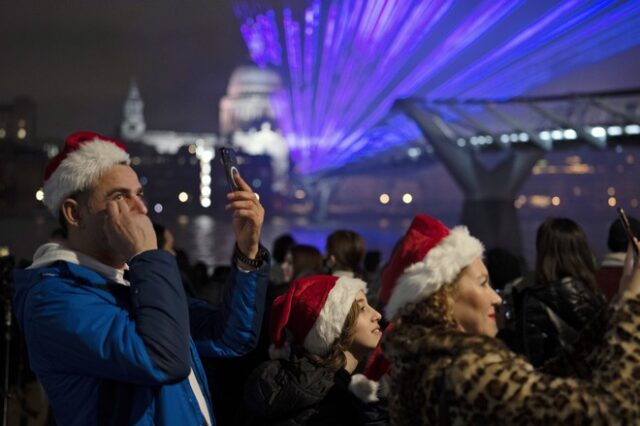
left=617, top=207, right=639, bottom=257
left=218, top=147, right=240, bottom=192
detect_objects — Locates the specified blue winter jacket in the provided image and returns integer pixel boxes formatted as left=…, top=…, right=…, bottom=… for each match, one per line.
left=13, top=248, right=269, bottom=425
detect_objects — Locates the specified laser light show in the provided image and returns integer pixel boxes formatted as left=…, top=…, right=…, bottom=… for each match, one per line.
left=234, top=0, right=640, bottom=175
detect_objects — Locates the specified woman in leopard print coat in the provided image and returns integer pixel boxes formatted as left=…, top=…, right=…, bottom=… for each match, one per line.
left=377, top=214, right=640, bottom=424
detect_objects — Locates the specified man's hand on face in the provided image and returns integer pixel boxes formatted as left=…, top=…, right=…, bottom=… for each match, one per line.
left=104, top=198, right=157, bottom=261
left=225, top=173, right=265, bottom=259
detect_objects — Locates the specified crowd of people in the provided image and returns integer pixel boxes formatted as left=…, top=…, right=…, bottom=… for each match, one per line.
left=8, top=131, right=640, bottom=425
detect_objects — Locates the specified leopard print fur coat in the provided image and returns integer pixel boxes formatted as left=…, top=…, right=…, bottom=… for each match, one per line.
left=383, top=295, right=640, bottom=425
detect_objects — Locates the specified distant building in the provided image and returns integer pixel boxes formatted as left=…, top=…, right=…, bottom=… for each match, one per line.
left=120, top=81, right=146, bottom=141
left=119, top=79, right=275, bottom=212
left=219, top=65, right=281, bottom=134
left=0, top=97, right=59, bottom=217
left=0, top=97, right=37, bottom=144
left=220, top=65, right=289, bottom=192
left=0, top=140, right=48, bottom=216
left=119, top=80, right=220, bottom=211
left=121, top=80, right=217, bottom=155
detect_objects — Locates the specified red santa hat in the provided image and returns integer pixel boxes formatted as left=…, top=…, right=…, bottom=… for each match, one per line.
left=43, top=131, right=130, bottom=216
left=269, top=274, right=367, bottom=359
left=380, top=214, right=484, bottom=319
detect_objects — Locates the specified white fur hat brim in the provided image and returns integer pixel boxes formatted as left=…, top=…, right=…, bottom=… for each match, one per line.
left=303, top=276, right=367, bottom=356
left=43, top=139, right=130, bottom=216
left=385, top=226, right=483, bottom=319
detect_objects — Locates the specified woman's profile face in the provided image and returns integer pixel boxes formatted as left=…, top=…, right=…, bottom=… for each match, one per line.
left=348, top=290, right=383, bottom=357
left=451, top=258, right=502, bottom=337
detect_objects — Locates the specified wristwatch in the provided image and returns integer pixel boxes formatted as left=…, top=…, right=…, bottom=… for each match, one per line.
left=233, top=243, right=270, bottom=269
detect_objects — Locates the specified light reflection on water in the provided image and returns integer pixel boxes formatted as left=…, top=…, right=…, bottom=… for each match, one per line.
left=170, top=215, right=411, bottom=268
left=174, top=214, right=611, bottom=271
left=0, top=214, right=411, bottom=269
left=0, top=213, right=612, bottom=271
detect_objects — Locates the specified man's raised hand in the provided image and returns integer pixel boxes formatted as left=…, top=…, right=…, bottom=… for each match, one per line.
left=225, top=173, right=264, bottom=260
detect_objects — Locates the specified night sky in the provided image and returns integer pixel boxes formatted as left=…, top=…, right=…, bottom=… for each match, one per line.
left=2, top=1, right=640, bottom=140
left=0, top=0, right=251, bottom=138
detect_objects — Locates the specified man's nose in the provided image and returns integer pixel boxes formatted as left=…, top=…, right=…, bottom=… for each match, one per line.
left=130, top=195, right=148, bottom=214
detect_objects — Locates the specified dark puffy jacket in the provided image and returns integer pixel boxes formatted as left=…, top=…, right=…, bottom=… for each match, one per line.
left=243, top=355, right=388, bottom=426
left=515, top=276, right=606, bottom=366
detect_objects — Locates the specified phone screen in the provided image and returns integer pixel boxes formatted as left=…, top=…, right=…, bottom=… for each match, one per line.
left=618, top=207, right=639, bottom=257
left=218, top=147, right=240, bottom=192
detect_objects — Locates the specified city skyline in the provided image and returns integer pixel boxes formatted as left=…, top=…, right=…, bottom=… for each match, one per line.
left=1, top=1, right=640, bottom=143
left=2, top=0, right=640, bottom=266
left=0, top=1, right=250, bottom=139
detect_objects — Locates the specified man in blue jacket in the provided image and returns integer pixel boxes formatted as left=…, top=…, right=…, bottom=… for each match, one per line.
left=13, top=131, right=270, bottom=425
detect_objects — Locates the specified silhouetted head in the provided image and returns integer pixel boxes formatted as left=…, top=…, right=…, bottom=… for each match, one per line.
left=272, top=234, right=295, bottom=264
left=607, top=216, right=640, bottom=253
left=326, top=230, right=365, bottom=273
left=535, top=217, right=597, bottom=290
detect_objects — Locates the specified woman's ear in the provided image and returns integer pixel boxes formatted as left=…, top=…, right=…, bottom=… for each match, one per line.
left=61, top=198, right=82, bottom=229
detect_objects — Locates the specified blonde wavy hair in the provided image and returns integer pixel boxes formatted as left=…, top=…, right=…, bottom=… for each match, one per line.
left=395, top=281, right=460, bottom=329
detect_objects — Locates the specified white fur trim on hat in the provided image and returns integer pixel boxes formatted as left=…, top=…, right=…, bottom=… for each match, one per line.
left=385, top=226, right=483, bottom=319
left=303, top=277, right=367, bottom=355
left=43, top=139, right=130, bottom=216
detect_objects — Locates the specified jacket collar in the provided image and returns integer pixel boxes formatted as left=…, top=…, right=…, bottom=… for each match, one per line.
left=601, top=252, right=625, bottom=267
left=28, top=242, right=129, bottom=286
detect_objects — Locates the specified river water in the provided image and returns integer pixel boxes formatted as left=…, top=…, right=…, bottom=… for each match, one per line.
left=0, top=211, right=612, bottom=272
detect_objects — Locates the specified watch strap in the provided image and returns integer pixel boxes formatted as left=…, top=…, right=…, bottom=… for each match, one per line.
left=233, top=243, right=269, bottom=269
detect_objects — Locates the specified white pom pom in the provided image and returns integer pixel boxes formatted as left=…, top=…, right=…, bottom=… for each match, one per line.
left=268, top=341, right=291, bottom=360
left=349, top=374, right=380, bottom=403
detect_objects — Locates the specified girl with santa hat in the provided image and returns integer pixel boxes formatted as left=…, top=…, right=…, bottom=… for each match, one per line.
left=243, top=274, right=389, bottom=425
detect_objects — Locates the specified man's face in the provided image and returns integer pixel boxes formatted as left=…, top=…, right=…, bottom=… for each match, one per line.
left=77, top=164, right=147, bottom=255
